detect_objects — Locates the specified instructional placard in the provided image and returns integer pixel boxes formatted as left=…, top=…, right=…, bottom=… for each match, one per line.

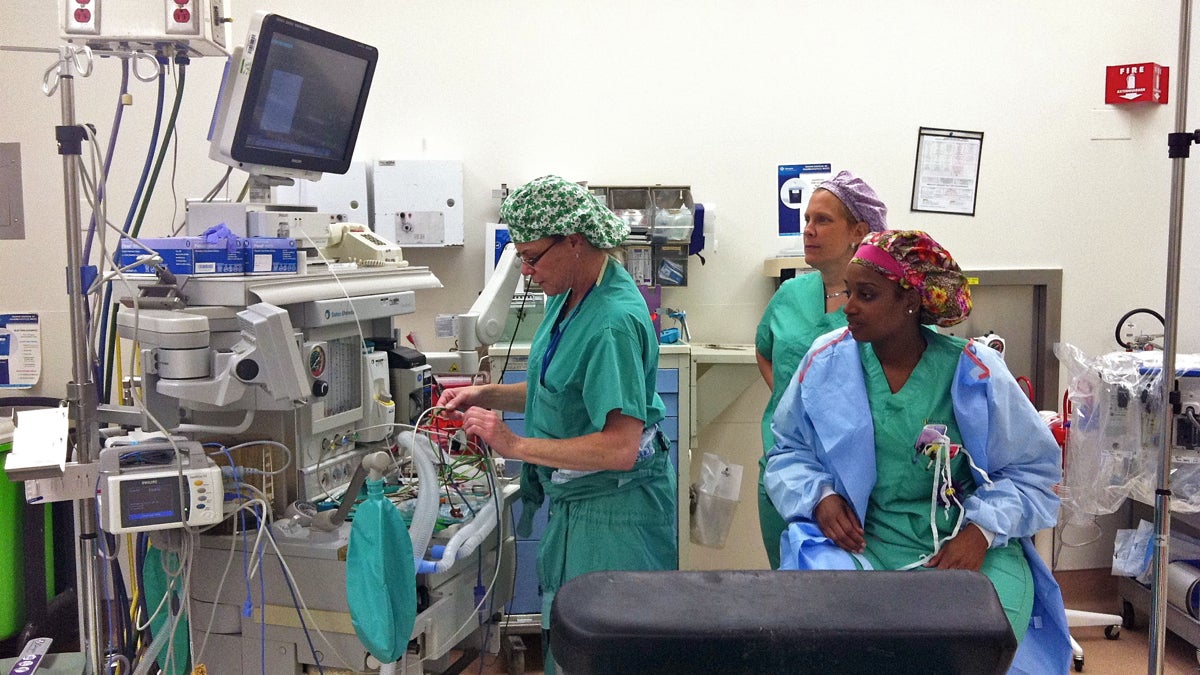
left=777, top=163, right=833, bottom=236
left=0, top=313, right=40, bottom=388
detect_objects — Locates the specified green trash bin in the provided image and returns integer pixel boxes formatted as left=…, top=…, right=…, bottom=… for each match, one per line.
left=0, top=423, right=23, bottom=641
left=0, top=419, right=56, bottom=643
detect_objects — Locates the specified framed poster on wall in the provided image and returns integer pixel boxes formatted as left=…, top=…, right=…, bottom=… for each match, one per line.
left=910, top=127, right=984, bottom=216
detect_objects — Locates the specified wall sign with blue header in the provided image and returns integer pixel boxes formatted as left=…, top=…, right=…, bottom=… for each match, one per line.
left=777, top=163, right=833, bottom=237
left=484, top=223, right=512, bottom=284
left=0, top=313, right=40, bottom=388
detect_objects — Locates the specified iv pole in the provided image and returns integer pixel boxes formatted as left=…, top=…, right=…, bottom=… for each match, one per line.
left=53, top=46, right=105, bottom=674
left=1149, top=0, right=1193, bottom=672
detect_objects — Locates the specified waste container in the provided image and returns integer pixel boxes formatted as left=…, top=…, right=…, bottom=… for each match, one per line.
left=0, top=420, right=22, bottom=640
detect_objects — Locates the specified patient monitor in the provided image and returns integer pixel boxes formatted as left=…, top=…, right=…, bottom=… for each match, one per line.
left=99, top=439, right=223, bottom=534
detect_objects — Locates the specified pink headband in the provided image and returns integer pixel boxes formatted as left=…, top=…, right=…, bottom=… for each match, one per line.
left=853, top=242, right=905, bottom=281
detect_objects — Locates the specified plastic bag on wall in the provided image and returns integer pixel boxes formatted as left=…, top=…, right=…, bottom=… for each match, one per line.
left=689, top=452, right=743, bottom=548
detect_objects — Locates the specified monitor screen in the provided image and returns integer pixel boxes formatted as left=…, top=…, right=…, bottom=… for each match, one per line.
left=119, top=475, right=187, bottom=529
left=209, top=13, right=378, bottom=181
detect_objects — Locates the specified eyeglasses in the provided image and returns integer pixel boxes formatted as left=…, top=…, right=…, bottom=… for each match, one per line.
left=514, top=237, right=563, bottom=269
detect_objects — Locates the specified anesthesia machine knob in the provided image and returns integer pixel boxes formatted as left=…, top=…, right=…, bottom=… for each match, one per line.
left=312, top=379, right=330, bottom=397
left=235, top=359, right=259, bottom=381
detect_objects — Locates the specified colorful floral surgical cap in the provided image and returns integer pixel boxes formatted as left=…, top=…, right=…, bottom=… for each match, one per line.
left=851, top=230, right=972, bottom=327
left=816, top=170, right=888, bottom=233
left=499, top=175, right=630, bottom=249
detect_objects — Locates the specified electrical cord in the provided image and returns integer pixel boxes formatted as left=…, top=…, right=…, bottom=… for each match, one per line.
left=1114, top=307, right=1166, bottom=351
left=82, top=55, right=129, bottom=265
left=442, top=449, right=505, bottom=652
left=130, top=54, right=186, bottom=239
left=100, top=56, right=165, bottom=402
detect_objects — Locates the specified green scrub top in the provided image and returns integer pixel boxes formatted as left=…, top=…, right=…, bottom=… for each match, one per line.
left=859, top=331, right=1033, bottom=639
left=756, top=272, right=848, bottom=456
left=755, top=272, right=846, bottom=567
left=526, top=257, right=664, bottom=437
left=522, top=258, right=677, bottom=658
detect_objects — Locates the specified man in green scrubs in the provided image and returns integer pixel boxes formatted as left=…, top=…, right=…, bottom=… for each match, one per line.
left=439, top=175, right=677, bottom=673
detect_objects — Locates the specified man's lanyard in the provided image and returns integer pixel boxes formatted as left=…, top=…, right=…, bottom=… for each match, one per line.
left=540, top=257, right=608, bottom=387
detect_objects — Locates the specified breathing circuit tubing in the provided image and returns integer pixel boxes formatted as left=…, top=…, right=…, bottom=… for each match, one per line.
left=397, top=430, right=499, bottom=575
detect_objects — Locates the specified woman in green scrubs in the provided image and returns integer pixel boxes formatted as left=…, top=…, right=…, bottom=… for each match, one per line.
left=439, top=175, right=676, bottom=674
left=755, top=170, right=887, bottom=568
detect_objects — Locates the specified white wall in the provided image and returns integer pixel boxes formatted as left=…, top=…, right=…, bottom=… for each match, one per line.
left=3, top=1, right=1197, bottom=570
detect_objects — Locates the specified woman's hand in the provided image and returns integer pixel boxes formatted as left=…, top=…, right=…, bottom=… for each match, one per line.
left=437, top=385, right=482, bottom=417
left=460, top=407, right=520, bottom=458
left=925, top=523, right=988, bottom=571
left=814, top=494, right=865, bottom=553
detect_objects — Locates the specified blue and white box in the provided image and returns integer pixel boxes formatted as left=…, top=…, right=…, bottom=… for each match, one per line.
left=118, top=237, right=244, bottom=276
left=192, top=238, right=244, bottom=275
left=243, top=237, right=299, bottom=274
left=118, top=237, right=196, bottom=275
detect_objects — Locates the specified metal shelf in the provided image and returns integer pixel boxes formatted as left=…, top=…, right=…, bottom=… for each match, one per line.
left=1119, top=576, right=1200, bottom=658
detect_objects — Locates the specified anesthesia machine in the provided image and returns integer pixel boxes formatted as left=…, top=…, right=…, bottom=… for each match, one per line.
left=8, top=6, right=525, bottom=674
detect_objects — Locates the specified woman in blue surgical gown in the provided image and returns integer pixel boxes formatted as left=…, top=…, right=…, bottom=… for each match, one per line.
left=764, top=230, right=1071, bottom=674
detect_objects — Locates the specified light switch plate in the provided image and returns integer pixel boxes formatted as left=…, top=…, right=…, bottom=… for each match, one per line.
left=0, top=143, right=26, bottom=241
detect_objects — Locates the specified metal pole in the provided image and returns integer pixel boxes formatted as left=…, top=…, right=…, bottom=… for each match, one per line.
left=56, top=50, right=104, bottom=674
left=1149, top=1, right=1193, bottom=672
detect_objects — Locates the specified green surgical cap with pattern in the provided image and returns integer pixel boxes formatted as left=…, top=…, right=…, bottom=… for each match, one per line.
left=499, top=175, right=630, bottom=249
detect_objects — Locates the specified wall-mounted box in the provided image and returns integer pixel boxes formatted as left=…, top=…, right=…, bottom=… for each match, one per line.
left=650, top=187, right=694, bottom=243
left=1106, top=62, right=1169, bottom=104
left=372, top=159, right=464, bottom=246
left=624, top=244, right=654, bottom=286
left=591, top=184, right=694, bottom=243
left=274, top=160, right=369, bottom=224
left=605, top=187, right=652, bottom=237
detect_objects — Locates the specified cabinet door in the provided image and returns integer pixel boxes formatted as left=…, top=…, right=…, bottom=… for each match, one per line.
left=656, top=368, right=680, bottom=474
left=506, top=540, right=541, bottom=615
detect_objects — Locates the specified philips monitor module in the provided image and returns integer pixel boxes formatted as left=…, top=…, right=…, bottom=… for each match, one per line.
left=208, top=13, right=378, bottom=183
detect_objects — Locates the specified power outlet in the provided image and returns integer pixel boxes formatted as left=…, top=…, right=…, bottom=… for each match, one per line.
left=164, top=0, right=199, bottom=36
left=63, top=0, right=100, bottom=35
left=60, top=0, right=227, bottom=57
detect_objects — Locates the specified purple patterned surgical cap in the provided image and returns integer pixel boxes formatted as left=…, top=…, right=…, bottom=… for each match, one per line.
left=816, top=170, right=888, bottom=233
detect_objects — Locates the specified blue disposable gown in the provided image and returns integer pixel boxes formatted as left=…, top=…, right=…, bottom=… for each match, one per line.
left=764, top=327, right=1071, bottom=675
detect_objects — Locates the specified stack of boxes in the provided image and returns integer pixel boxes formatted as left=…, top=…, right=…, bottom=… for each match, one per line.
left=118, top=235, right=298, bottom=277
